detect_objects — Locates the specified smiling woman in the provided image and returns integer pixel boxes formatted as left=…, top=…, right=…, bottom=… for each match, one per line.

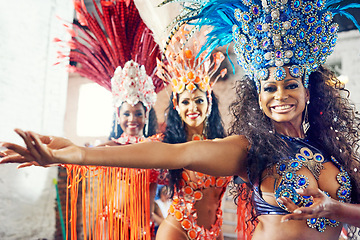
left=258, top=67, right=310, bottom=135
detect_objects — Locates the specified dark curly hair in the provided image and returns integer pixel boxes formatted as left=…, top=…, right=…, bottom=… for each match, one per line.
left=229, top=65, right=360, bottom=234
left=163, top=91, right=226, bottom=195
left=109, top=105, right=158, bottom=139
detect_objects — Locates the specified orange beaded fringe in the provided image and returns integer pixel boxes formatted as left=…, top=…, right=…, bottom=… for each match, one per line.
left=64, top=165, right=151, bottom=240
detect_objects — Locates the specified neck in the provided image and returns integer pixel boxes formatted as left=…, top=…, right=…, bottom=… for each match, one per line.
left=185, top=123, right=204, bottom=141
left=272, top=119, right=305, bottom=138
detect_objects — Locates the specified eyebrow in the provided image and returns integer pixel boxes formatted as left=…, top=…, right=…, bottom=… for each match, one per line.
left=180, top=96, right=205, bottom=100
left=263, top=78, right=300, bottom=84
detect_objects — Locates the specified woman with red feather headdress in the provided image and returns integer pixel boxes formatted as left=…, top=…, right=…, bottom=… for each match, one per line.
left=55, top=0, right=166, bottom=239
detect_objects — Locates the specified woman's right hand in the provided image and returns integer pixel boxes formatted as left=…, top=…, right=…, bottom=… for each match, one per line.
left=0, top=128, right=83, bottom=167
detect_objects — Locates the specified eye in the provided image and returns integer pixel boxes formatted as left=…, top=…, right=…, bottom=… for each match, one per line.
left=181, top=100, right=189, bottom=105
left=286, top=83, right=299, bottom=89
left=123, top=112, right=130, bottom=117
left=135, top=112, right=143, bottom=117
left=195, top=98, right=204, bottom=104
left=263, top=86, right=276, bottom=92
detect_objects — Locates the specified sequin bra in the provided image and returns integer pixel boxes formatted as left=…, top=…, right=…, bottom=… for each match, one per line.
left=253, top=136, right=352, bottom=233
left=168, top=170, right=231, bottom=239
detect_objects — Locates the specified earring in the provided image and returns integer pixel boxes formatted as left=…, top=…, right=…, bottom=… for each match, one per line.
left=302, top=100, right=310, bottom=133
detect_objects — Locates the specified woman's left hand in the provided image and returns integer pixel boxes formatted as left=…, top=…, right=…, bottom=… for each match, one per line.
left=277, top=188, right=335, bottom=222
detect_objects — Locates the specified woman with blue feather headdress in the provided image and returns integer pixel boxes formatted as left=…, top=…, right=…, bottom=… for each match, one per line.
left=1, top=0, right=360, bottom=239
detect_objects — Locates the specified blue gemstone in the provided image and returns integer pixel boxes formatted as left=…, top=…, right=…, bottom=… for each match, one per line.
left=279, top=163, right=286, bottom=171
left=298, top=155, right=306, bottom=161
left=320, top=221, right=325, bottom=228
left=329, top=219, right=337, bottom=223
left=305, top=4, right=312, bottom=12
left=303, top=195, right=310, bottom=199
left=293, top=67, right=299, bottom=74
left=287, top=38, right=294, bottom=45
left=308, top=17, right=315, bottom=24
left=325, top=15, right=331, bottom=22
left=315, top=155, right=322, bottom=160
left=243, top=14, right=250, bottom=21
left=286, top=172, right=293, bottom=179
left=321, top=36, right=327, bottom=43
left=322, top=47, right=328, bottom=54
left=291, top=162, right=299, bottom=168
left=298, top=50, right=304, bottom=57
left=305, top=202, right=313, bottom=207
left=253, top=7, right=259, bottom=15
left=341, top=176, right=347, bottom=182
left=342, top=189, right=347, bottom=196
left=263, top=40, right=269, bottom=48
left=331, top=38, right=337, bottom=45
left=298, top=178, right=306, bottom=186
left=257, top=24, right=263, bottom=31
left=316, top=27, right=323, bottom=34
left=310, top=218, right=317, bottom=224
left=309, top=58, right=315, bottom=64
left=246, top=44, right=252, bottom=51
left=299, top=31, right=305, bottom=39
left=291, top=19, right=298, bottom=27
left=294, top=0, right=300, bottom=8
left=316, top=0, right=324, bottom=8
left=253, top=39, right=258, bottom=47
left=283, top=192, right=290, bottom=198
left=304, top=150, right=310, bottom=156
left=330, top=26, right=337, bottom=33
left=273, top=22, right=280, bottom=31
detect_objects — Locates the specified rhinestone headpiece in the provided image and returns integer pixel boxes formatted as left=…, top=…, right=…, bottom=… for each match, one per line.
left=156, top=25, right=227, bottom=99
left=111, top=60, right=157, bottom=112
left=160, top=0, right=360, bottom=92
left=232, top=0, right=349, bottom=90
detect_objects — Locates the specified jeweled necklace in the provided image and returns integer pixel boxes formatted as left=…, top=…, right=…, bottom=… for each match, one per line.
left=192, top=134, right=206, bottom=141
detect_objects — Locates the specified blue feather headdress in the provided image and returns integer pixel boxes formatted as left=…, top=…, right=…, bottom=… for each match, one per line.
left=162, top=0, right=360, bottom=91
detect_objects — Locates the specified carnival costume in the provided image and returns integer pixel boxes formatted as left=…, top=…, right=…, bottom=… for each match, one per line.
left=56, top=0, right=166, bottom=239
left=156, top=0, right=360, bottom=238
left=155, top=25, right=230, bottom=240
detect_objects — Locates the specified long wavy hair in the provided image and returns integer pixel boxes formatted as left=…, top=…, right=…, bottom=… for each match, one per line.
left=229, top=65, right=360, bottom=234
left=163, top=91, right=226, bottom=195
left=109, top=104, right=158, bottom=139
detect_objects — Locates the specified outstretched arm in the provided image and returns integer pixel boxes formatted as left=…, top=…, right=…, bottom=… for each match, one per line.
left=278, top=188, right=360, bottom=227
left=1, top=129, right=249, bottom=178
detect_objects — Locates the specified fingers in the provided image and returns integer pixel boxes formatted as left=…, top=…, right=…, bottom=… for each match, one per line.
left=0, top=142, right=36, bottom=163
left=14, top=129, right=42, bottom=161
left=295, top=188, right=324, bottom=198
left=277, top=197, right=299, bottom=213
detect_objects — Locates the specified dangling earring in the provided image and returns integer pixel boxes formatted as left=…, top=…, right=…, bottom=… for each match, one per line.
left=176, top=106, right=180, bottom=115
left=144, top=111, right=149, bottom=137
left=302, top=100, right=310, bottom=134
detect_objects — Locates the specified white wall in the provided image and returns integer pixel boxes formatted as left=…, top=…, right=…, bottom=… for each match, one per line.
left=0, top=0, right=73, bottom=239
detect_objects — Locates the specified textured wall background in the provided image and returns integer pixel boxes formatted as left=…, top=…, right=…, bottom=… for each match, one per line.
left=0, top=1, right=73, bottom=239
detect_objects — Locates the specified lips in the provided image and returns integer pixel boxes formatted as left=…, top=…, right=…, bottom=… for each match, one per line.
left=187, top=113, right=200, bottom=120
left=270, top=104, right=294, bottom=113
left=127, top=123, right=139, bottom=129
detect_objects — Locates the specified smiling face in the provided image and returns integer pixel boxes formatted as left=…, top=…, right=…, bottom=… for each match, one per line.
left=258, top=66, right=310, bottom=130
left=118, top=102, right=146, bottom=137
left=177, top=89, right=209, bottom=132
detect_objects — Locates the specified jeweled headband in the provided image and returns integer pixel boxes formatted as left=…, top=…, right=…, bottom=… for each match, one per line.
left=161, top=0, right=360, bottom=92
left=111, top=60, right=157, bottom=112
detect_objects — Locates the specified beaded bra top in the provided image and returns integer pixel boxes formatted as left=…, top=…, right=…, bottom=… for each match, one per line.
left=253, top=135, right=352, bottom=233
left=168, top=170, right=231, bottom=239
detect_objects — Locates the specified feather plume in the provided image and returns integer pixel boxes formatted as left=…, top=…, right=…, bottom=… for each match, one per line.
left=58, top=0, right=164, bottom=93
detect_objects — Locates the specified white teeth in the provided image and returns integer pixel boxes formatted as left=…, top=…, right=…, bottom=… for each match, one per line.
left=273, top=105, right=291, bottom=110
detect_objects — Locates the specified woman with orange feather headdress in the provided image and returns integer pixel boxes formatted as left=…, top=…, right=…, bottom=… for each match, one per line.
left=55, top=0, right=166, bottom=239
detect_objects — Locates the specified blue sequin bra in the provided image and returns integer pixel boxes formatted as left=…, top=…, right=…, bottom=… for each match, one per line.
left=254, top=136, right=352, bottom=233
